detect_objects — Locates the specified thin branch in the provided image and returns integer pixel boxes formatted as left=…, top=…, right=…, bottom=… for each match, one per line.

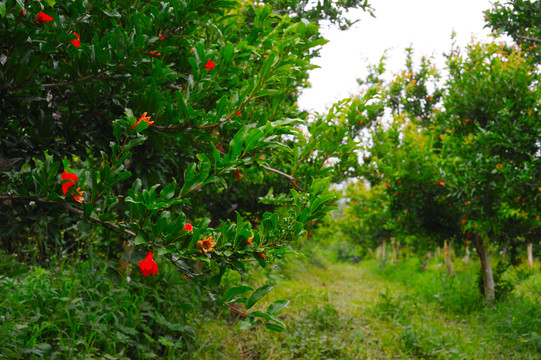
left=223, top=302, right=247, bottom=317
left=42, top=74, right=100, bottom=88
left=261, top=165, right=302, bottom=191
left=0, top=195, right=136, bottom=238
left=516, top=35, right=541, bottom=43
left=165, top=84, right=182, bottom=91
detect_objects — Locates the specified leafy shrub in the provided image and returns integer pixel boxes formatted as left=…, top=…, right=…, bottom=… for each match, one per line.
left=0, top=256, right=200, bottom=359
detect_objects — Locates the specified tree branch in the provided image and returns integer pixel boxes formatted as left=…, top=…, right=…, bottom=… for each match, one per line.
left=261, top=165, right=302, bottom=191
left=0, top=195, right=136, bottom=238
left=42, top=74, right=101, bottom=88
left=516, top=34, right=541, bottom=43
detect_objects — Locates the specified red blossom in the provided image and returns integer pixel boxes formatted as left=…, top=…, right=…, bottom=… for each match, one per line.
left=196, top=236, right=217, bottom=253
left=70, top=32, right=80, bottom=48
left=204, top=60, right=216, bottom=70
left=254, top=251, right=265, bottom=259
left=61, top=171, right=78, bottom=195
left=35, top=11, right=53, bottom=23
left=183, top=223, right=193, bottom=234
left=139, top=251, right=158, bottom=276
left=386, top=183, right=391, bottom=188
left=149, top=50, right=161, bottom=56
left=19, top=10, right=25, bottom=15
left=437, top=180, right=445, bottom=186
left=465, top=241, right=469, bottom=246
left=158, top=34, right=164, bottom=40
left=233, top=169, right=243, bottom=181
left=131, top=112, right=154, bottom=130
left=246, top=231, right=254, bottom=246
left=72, top=187, right=85, bottom=203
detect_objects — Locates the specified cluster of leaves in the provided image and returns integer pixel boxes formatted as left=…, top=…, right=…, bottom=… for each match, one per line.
left=0, top=0, right=377, bottom=330
left=484, top=0, right=541, bottom=62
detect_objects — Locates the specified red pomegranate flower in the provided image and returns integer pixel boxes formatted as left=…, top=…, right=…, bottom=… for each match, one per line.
left=183, top=223, right=193, bottom=234
left=139, top=251, right=158, bottom=276
left=233, top=169, right=243, bottom=181
left=204, top=60, right=216, bottom=70
left=70, top=32, right=80, bottom=48
left=131, top=112, right=154, bottom=130
left=437, top=180, right=445, bottom=186
left=246, top=231, right=254, bottom=246
left=196, top=236, right=217, bottom=253
left=61, top=171, right=78, bottom=195
left=72, top=187, right=85, bottom=203
left=35, top=11, right=53, bottom=23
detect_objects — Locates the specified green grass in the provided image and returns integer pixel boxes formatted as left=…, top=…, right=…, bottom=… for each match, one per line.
left=193, top=255, right=541, bottom=359
left=2, top=249, right=540, bottom=359
left=0, top=254, right=200, bottom=359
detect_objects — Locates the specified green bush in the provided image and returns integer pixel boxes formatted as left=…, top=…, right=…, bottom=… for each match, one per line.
left=0, top=256, right=200, bottom=359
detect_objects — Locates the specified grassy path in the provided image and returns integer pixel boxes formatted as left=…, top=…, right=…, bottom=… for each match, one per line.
left=194, top=260, right=539, bottom=359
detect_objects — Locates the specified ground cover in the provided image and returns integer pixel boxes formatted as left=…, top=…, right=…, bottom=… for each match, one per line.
left=195, top=255, right=541, bottom=359
left=2, top=250, right=540, bottom=359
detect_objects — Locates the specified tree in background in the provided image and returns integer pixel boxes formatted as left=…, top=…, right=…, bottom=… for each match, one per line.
left=346, top=32, right=540, bottom=300
left=439, top=41, right=540, bottom=301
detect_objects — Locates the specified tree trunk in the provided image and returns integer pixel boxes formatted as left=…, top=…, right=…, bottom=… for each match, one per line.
left=444, top=239, right=454, bottom=276
left=391, top=238, right=400, bottom=264
left=527, top=243, right=534, bottom=269
left=501, top=246, right=508, bottom=264
left=473, top=234, right=495, bottom=302
left=421, top=252, right=432, bottom=271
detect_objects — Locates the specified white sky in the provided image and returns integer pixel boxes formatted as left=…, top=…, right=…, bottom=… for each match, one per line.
left=298, top=0, right=495, bottom=112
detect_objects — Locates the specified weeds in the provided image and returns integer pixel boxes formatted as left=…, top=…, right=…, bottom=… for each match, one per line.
left=0, top=255, right=198, bottom=359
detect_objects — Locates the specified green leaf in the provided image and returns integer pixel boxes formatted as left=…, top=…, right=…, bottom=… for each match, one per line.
left=0, top=2, right=6, bottom=18
left=249, top=311, right=273, bottom=321
left=235, top=317, right=257, bottom=330
left=225, top=285, right=254, bottom=302
left=134, top=233, right=146, bottom=245
left=264, top=323, right=285, bottom=332
left=160, top=181, right=176, bottom=200
left=222, top=43, right=235, bottom=64
left=245, top=284, right=273, bottom=309
left=267, top=300, right=290, bottom=315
